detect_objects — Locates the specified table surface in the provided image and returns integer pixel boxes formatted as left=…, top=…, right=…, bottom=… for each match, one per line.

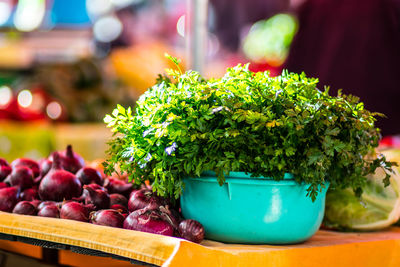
left=1, top=211, right=400, bottom=267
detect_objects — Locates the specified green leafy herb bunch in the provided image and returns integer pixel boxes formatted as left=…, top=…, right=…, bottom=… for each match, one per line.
left=104, top=55, right=394, bottom=201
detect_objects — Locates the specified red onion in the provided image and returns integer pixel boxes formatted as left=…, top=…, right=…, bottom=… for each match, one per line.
left=58, top=145, right=85, bottom=174
left=0, top=187, right=19, bottom=212
left=9, top=166, right=34, bottom=190
left=37, top=201, right=57, bottom=210
left=90, top=209, right=125, bottom=228
left=3, top=175, right=11, bottom=185
left=39, top=152, right=82, bottom=201
left=21, top=188, right=39, bottom=201
left=76, top=167, right=102, bottom=185
left=178, top=219, right=205, bottom=243
left=141, top=183, right=153, bottom=191
left=88, top=183, right=106, bottom=191
left=0, top=165, right=11, bottom=181
left=33, top=176, right=43, bottom=185
left=84, top=185, right=110, bottom=210
left=110, top=193, right=128, bottom=206
left=143, top=199, right=180, bottom=235
left=0, top=158, right=9, bottom=167
left=72, top=184, right=105, bottom=203
left=11, top=158, right=40, bottom=178
left=110, top=204, right=128, bottom=214
left=123, top=208, right=174, bottom=236
left=0, top=182, right=8, bottom=189
left=60, top=202, right=91, bottom=222
left=38, top=205, right=60, bottom=218
left=30, top=200, right=42, bottom=209
left=12, top=201, right=37, bottom=215
left=158, top=205, right=181, bottom=232
left=128, top=188, right=162, bottom=212
left=39, top=158, right=52, bottom=177
left=71, top=195, right=86, bottom=203
left=170, top=208, right=183, bottom=224
left=104, top=178, right=133, bottom=197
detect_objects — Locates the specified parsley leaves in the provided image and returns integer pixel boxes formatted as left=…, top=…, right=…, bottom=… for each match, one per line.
left=104, top=57, right=393, bottom=201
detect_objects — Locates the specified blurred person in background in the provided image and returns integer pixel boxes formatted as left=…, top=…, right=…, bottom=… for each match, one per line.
left=285, top=0, right=400, bottom=136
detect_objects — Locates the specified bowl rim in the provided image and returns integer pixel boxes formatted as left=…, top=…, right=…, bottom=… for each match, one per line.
left=186, top=171, right=330, bottom=188
left=185, top=171, right=299, bottom=186
left=200, top=170, right=294, bottom=179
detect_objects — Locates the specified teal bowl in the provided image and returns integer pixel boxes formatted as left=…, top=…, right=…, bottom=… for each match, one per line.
left=180, top=171, right=329, bottom=244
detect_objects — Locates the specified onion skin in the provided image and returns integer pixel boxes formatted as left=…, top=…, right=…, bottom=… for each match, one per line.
left=39, top=158, right=52, bottom=177
left=37, top=201, right=57, bottom=210
left=39, top=171, right=82, bottom=201
left=30, top=200, right=42, bottom=209
left=11, top=158, right=40, bottom=178
left=86, top=183, right=106, bottom=191
left=0, top=182, right=8, bottom=189
left=21, top=188, right=39, bottom=201
left=0, top=187, right=19, bottom=212
left=12, top=201, right=37, bottom=215
left=178, top=219, right=205, bottom=244
left=90, top=209, right=124, bottom=228
left=72, top=184, right=106, bottom=203
left=9, top=166, right=34, bottom=190
left=110, top=193, right=128, bottom=206
left=71, top=195, right=86, bottom=203
left=0, top=165, right=11, bottom=181
left=158, top=205, right=181, bottom=234
left=128, top=188, right=162, bottom=212
left=0, top=158, right=9, bottom=167
left=60, top=202, right=90, bottom=222
left=84, top=185, right=110, bottom=210
left=123, top=208, right=174, bottom=236
left=76, top=167, right=102, bottom=185
left=39, top=152, right=82, bottom=201
left=110, top=204, right=128, bottom=214
left=3, top=175, right=11, bottom=185
left=33, top=176, right=43, bottom=185
left=104, top=178, right=133, bottom=198
left=38, top=205, right=60, bottom=218
left=60, top=145, right=85, bottom=174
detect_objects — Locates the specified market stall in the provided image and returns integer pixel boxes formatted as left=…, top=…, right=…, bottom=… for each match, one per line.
left=2, top=1, right=400, bottom=266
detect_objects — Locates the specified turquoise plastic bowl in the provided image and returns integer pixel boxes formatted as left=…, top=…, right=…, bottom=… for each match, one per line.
left=180, top=172, right=329, bottom=244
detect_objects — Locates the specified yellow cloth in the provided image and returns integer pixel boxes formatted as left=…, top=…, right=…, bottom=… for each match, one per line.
left=1, top=212, right=400, bottom=267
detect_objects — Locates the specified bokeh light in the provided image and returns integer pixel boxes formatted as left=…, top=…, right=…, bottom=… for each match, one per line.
left=110, top=0, right=138, bottom=8
left=13, top=0, right=46, bottom=32
left=46, top=101, right=62, bottom=120
left=86, top=0, right=112, bottom=19
left=0, top=1, right=12, bottom=26
left=243, top=13, right=297, bottom=66
left=0, top=86, right=12, bottom=107
left=17, top=90, right=33, bottom=108
left=176, top=15, right=185, bottom=37
left=93, top=15, right=123, bottom=42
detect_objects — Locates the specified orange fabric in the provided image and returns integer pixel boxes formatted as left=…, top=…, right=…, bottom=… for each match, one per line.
left=1, top=212, right=400, bottom=266
left=0, top=240, right=42, bottom=259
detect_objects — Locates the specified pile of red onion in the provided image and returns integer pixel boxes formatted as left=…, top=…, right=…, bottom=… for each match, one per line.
left=0, top=145, right=204, bottom=244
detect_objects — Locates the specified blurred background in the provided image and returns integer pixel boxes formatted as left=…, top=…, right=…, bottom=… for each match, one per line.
left=0, top=0, right=399, bottom=161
